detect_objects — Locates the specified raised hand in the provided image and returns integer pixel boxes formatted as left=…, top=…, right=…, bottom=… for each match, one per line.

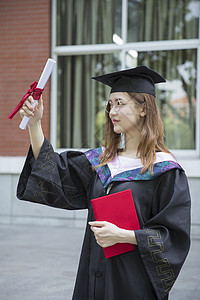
left=20, top=95, right=44, bottom=127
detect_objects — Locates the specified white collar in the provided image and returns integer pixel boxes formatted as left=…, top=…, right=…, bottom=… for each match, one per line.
left=102, top=149, right=178, bottom=178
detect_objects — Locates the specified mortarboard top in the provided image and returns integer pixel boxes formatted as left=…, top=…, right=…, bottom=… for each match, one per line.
left=92, top=65, right=166, bottom=97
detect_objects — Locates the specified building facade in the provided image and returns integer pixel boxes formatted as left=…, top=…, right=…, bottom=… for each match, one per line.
left=0, top=0, right=200, bottom=234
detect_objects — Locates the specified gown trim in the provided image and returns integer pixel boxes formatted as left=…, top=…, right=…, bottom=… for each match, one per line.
left=85, top=147, right=182, bottom=189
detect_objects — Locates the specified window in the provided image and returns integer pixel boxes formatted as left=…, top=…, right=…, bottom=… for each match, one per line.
left=56, top=0, right=122, bottom=46
left=136, top=49, right=197, bottom=150
left=57, top=53, right=121, bottom=148
left=127, top=0, right=199, bottom=42
left=51, top=0, right=200, bottom=154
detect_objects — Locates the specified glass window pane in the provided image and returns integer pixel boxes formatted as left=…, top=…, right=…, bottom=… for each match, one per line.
left=57, top=53, right=121, bottom=148
left=126, top=49, right=197, bottom=149
left=128, top=0, right=199, bottom=42
left=57, top=0, right=122, bottom=46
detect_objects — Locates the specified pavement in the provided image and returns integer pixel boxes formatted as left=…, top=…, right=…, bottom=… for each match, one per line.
left=0, top=224, right=199, bottom=300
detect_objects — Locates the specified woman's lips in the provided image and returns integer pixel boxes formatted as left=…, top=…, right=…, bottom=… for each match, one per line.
left=112, top=119, right=120, bottom=124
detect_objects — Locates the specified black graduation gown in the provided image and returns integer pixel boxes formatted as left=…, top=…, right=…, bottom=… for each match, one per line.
left=17, top=138, right=191, bottom=300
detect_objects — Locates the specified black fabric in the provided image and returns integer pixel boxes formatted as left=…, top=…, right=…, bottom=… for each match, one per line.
left=92, top=65, right=166, bottom=97
left=17, top=138, right=191, bottom=300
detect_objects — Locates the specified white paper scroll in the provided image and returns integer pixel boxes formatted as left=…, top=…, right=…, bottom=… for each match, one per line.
left=19, top=58, right=56, bottom=130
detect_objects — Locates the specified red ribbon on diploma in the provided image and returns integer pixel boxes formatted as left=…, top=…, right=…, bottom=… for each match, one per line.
left=7, top=81, right=44, bottom=119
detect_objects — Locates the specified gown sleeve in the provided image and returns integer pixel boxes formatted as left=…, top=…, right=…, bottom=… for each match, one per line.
left=134, top=168, right=191, bottom=300
left=17, top=138, right=94, bottom=210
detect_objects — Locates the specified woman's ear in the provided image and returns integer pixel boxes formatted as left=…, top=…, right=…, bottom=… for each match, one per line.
left=140, top=103, right=146, bottom=117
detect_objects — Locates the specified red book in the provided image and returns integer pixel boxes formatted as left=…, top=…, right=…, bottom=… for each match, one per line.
left=91, top=189, right=140, bottom=258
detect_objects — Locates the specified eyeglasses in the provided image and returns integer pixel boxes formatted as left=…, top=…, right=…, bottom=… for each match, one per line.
left=105, top=99, right=131, bottom=114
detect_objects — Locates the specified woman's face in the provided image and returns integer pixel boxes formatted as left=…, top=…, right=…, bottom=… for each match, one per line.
left=108, top=92, right=145, bottom=134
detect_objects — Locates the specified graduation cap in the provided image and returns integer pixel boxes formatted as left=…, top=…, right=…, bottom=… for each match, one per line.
left=92, top=65, right=166, bottom=97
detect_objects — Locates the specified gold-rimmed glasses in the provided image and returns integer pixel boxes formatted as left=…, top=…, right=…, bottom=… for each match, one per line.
left=105, top=98, right=131, bottom=114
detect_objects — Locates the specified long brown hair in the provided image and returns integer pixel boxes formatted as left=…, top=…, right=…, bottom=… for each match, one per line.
left=97, top=92, right=170, bottom=174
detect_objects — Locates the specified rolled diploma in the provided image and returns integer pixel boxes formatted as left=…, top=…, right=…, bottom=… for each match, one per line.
left=19, top=58, right=56, bottom=130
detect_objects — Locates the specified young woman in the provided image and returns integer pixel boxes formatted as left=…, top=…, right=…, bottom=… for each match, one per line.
left=17, top=66, right=191, bottom=300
